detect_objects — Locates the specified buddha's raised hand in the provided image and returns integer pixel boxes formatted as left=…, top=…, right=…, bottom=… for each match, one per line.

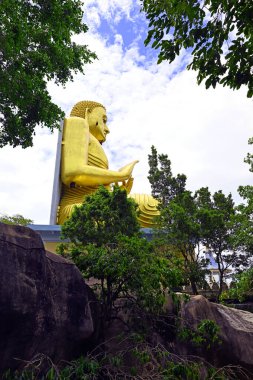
left=118, top=160, right=139, bottom=180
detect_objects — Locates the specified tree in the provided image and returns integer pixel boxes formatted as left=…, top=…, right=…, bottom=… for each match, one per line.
left=156, top=190, right=210, bottom=295
left=227, top=266, right=253, bottom=302
left=0, top=0, right=96, bottom=148
left=0, top=213, right=33, bottom=226
left=148, top=147, right=209, bottom=294
left=59, top=186, right=181, bottom=322
left=141, top=0, right=253, bottom=97
left=148, top=145, right=186, bottom=207
left=148, top=147, right=249, bottom=299
left=231, top=185, right=253, bottom=256
left=195, top=188, right=239, bottom=300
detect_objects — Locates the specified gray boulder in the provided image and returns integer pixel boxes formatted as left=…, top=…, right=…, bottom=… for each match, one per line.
left=0, top=223, right=99, bottom=373
left=180, top=295, right=253, bottom=369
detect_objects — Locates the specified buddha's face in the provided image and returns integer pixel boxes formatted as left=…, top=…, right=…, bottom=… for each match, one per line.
left=88, top=106, right=109, bottom=144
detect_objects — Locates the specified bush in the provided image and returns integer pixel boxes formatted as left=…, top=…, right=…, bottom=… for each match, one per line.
left=226, top=268, right=253, bottom=302
left=178, top=319, right=221, bottom=350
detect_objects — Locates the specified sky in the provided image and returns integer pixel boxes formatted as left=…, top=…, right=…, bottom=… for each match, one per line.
left=0, top=1, right=252, bottom=224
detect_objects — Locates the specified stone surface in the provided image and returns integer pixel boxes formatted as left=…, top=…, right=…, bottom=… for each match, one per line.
left=0, top=223, right=99, bottom=373
left=180, top=295, right=253, bottom=369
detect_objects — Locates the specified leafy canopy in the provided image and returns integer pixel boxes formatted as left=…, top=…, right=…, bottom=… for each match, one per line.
left=0, top=0, right=96, bottom=148
left=141, top=0, right=253, bottom=97
left=61, top=186, right=140, bottom=247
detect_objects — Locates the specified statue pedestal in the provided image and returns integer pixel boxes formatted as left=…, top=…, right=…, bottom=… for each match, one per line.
left=29, top=224, right=65, bottom=253
left=29, top=225, right=154, bottom=253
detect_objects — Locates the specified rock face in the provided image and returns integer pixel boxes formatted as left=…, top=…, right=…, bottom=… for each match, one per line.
left=0, top=223, right=99, bottom=373
left=180, top=295, right=253, bottom=369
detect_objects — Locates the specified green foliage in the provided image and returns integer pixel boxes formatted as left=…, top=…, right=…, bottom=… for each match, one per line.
left=3, top=356, right=100, bottom=379
left=148, top=147, right=210, bottom=294
left=162, top=361, right=230, bottom=380
left=148, top=146, right=247, bottom=300
left=196, top=188, right=238, bottom=300
left=132, top=347, right=151, bottom=364
left=61, top=186, right=140, bottom=247
left=61, top=235, right=180, bottom=318
left=0, top=213, right=33, bottom=226
left=3, top=341, right=243, bottom=380
left=157, top=189, right=211, bottom=294
left=231, top=186, right=253, bottom=256
left=141, top=0, right=253, bottom=97
left=58, top=356, right=100, bottom=379
left=0, top=0, right=96, bottom=148
left=163, top=362, right=202, bottom=380
left=227, top=267, right=253, bottom=302
left=3, top=369, right=33, bottom=380
left=178, top=319, right=221, bottom=350
left=148, top=145, right=186, bottom=207
left=244, top=138, right=253, bottom=173
left=59, top=186, right=182, bottom=321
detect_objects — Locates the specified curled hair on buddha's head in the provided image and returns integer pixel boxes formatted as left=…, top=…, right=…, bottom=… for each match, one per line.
left=70, top=100, right=106, bottom=118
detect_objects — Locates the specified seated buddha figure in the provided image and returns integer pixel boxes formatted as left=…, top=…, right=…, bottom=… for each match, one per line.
left=57, top=100, right=159, bottom=227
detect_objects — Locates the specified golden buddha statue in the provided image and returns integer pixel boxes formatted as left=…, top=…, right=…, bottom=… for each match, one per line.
left=57, top=100, right=158, bottom=227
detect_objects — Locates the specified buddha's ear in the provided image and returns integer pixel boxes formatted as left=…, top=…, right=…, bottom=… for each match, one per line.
left=85, top=108, right=91, bottom=119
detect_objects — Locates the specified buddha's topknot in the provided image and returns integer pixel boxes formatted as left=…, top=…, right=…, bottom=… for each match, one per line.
left=70, top=100, right=106, bottom=118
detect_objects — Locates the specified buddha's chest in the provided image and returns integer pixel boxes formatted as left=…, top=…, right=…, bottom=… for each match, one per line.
left=88, top=135, right=108, bottom=169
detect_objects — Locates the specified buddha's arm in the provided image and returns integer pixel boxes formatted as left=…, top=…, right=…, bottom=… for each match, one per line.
left=64, top=165, right=136, bottom=187
left=61, top=117, right=138, bottom=187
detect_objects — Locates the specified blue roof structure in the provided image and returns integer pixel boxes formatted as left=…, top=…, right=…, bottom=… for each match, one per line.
left=29, top=225, right=154, bottom=243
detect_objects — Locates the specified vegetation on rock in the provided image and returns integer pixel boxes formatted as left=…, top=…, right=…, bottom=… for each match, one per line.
left=0, top=213, right=33, bottom=226
left=4, top=338, right=248, bottom=380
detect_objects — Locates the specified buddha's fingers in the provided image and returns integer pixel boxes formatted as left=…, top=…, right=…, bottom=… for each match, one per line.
left=125, top=177, right=134, bottom=194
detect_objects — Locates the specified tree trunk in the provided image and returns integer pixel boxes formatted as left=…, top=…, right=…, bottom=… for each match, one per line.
left=217, top=272, right=224, bottom=302
left=190, top=280, right=198, bottom=295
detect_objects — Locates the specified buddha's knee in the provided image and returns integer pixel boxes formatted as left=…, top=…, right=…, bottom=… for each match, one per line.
left=57, top=203, right=82, bottom=225
left=128, top=193, right=159, bottom=228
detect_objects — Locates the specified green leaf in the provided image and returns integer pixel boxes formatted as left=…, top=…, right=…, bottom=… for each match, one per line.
left=0, top=0, right=97, bottom=147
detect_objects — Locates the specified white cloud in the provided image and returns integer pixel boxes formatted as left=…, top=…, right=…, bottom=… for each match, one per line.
left=0, top=128, right=58, bottom=223
left=52, top=31, right=253, bottom=203
left=82, top=0, right=135, bottom=30
left=0, top=4, right=252, bottom=224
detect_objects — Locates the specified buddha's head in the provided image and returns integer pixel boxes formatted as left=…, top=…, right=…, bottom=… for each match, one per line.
left=70, top=100, right=110, bottom=144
